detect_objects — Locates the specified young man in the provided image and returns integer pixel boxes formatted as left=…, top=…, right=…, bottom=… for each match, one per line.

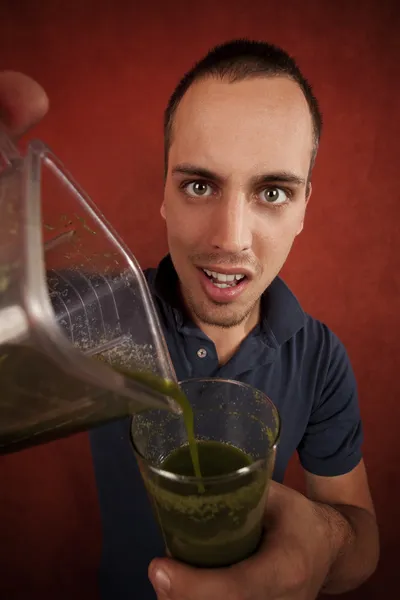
left=0, top=40, right=379, bottom=600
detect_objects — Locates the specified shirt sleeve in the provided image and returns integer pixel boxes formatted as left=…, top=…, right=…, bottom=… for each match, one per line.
left=297, top=328, right=363, bottom=477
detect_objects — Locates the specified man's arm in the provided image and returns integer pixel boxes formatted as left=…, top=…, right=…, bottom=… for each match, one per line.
left=147, top=476, right=378, bottom=600
left=306, top=460, right=379, bottom=594
left=147, top=327, right=379, bottom=600
left=296, top=324, right=379, bottom=593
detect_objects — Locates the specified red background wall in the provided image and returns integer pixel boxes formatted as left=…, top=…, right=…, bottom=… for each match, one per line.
left=0, top=1, right=399, bottom=598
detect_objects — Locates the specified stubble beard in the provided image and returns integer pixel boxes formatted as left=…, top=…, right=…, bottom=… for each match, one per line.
left=184, top=288, right=259, bottom=329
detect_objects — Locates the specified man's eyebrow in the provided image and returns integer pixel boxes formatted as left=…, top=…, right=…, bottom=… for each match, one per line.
left=171, top=164, right=306, bottom=187
left=171, top=164, right=224, bottom=183
left=251, top=172, right=306, bottom=187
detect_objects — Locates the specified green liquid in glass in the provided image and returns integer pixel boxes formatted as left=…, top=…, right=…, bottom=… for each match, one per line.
left=146, top=440, right=267, bottom=567
left=161, top=440, right=252, bottom=477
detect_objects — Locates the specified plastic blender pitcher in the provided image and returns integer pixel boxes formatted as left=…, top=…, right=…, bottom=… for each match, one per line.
left=0, top=129, right=178, bottom=454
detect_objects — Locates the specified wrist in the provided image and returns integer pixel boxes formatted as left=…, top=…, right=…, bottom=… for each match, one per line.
left=312, top=502, right=355, bottom=587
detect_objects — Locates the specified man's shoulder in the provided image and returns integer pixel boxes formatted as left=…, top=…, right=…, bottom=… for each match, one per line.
left=294, top=312, right=353, bottom=391
left=301, top=311, right=334, bottom=341
left=143, top=266, right=157, bottom=288
left=268, top=277, right=345, bottom=359
left=301, top=312, right=347, bottom=355
left=142, top=256, right=175, bottom=298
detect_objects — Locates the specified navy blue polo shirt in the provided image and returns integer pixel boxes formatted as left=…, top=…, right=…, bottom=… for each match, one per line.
left=89, top=255, right=363, bottom=599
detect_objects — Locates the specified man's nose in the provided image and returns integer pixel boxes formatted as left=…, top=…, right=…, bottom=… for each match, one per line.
left=208, top=193, right=252, bottom=253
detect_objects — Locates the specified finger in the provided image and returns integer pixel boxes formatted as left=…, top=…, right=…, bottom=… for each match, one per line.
left=149, top=557, right=244, bottom=600
left=0, top=71, right=49, bottom=136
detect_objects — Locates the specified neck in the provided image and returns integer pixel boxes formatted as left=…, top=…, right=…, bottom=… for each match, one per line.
left=195, top=302, right=260, bottom=365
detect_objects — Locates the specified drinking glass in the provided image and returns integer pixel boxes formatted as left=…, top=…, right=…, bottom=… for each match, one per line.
left=131, top=378, right=280, bottom=567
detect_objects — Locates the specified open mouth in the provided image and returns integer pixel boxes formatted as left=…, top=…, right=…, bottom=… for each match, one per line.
left=201, top=268, right=247, bottom=289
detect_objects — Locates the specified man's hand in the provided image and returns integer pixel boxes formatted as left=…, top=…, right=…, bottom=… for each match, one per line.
left=148, top=482, right=340, bottom=600
left=0, top=71, right=48, bottom=135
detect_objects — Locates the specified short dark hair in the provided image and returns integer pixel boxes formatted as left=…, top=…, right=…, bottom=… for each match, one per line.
left=164, top=39, right=322, bottom=177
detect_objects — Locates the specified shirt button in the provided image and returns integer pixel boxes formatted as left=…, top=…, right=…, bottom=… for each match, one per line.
left=197, top=348, right=207, bottom=359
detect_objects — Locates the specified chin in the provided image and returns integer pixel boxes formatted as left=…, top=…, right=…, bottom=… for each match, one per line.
left=190, top=299, right=255, bottom=329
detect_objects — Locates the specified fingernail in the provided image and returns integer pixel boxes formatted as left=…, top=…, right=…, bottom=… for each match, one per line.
left=153, top=568, right=171, bottom=594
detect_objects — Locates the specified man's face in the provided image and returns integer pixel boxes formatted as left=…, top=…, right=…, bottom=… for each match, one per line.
left=162, top=76, right=314, bottom=328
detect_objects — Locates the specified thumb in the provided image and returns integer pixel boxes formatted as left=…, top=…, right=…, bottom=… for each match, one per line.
left=0, top=71, right=49, bottom=136
left=148, top=557, right=242, bottom=600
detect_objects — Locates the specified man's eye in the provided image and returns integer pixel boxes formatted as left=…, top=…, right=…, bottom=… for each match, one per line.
left=184, top=181, right=213, bottom=197
left=258, top=187, right=289, bottom=205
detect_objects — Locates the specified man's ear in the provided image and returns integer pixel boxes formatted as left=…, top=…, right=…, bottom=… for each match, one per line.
left=296, top=182, right=312, bottom=235
left=306, top=181, right=312, bottom=203
left=160, top=202, right=166, bottom=220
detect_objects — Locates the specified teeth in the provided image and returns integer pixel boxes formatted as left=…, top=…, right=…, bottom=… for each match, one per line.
left=214, top=283, right=230, bottom=288
left=212, top=271, right=226, bottom=281
left=203, top=269, right=245, bottom=282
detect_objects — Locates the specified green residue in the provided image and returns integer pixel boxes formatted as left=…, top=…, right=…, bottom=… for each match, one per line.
left=74, top=213, right=97, bottom=235
left=84, top=223, right=96, bottom=234
left=60, top=215, right=73, bottom=226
